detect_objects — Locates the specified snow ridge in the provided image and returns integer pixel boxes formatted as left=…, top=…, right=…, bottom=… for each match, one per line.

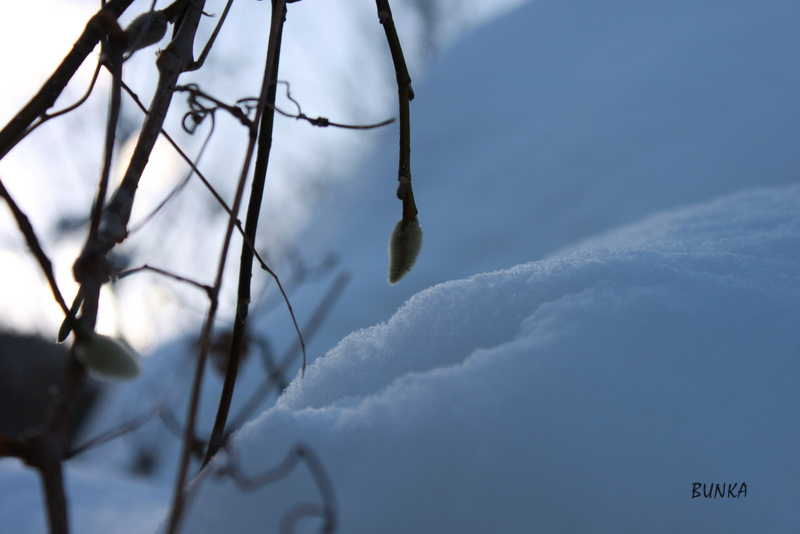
left=181, top=185, right=800, bottom=533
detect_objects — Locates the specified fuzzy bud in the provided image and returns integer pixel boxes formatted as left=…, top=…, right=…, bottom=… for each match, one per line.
left=75, top=333, right=141, bottom=381
left=124, top=11, right=168, bottom=53
left=388, top=217, right=423, bottom=284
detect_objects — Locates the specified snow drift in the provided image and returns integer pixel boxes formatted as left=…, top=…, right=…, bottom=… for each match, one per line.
left=178, top=185, right=800, bottom=533
left=295, top=0, right=800, bottom=357
left=2, top=0, right=798, bottom=531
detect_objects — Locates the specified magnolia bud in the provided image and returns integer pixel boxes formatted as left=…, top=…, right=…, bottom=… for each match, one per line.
left=388, top=217, right=423, bottom=284
left=124, top=11, right=168, bottom=53
left=75, top=333, right=141, bottom=380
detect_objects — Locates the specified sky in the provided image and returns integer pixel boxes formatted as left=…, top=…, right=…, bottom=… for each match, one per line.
left=1, top=0, right=799, bottom=532
left=0, top=0, right=524, bottom=345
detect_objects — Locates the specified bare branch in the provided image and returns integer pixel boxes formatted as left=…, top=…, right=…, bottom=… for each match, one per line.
left=66, top=404, right=162, bottom=459
left=120, top=81, right=233, bottom=226
left=0, top=177, right=71, bottom=319
left=228, top=271, right=349, bottom=432
left=0, top=0, right=136, bottom=161
left=89, top=26, right=126, bottom=239
left=122, top=81, right=308, bottom=380
left=17, top=63, right=103, bottom=147
left=117, top=264, right=215, bottom=298
left=376, top=0, right=418, bottom=224
left=187, top=0, right=236, bottom=71
left=271, top=81, right=395, bottom=129
left=166, top=0, right=290, bottom=527
left=202, top=0, right=292, bottom=469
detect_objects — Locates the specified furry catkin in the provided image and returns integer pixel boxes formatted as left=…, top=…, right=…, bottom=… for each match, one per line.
left=75, top=333, right=141, bottom=380
left=388, top=217, right=423, bottom=284
left=124, top=11, right=168, bottom=53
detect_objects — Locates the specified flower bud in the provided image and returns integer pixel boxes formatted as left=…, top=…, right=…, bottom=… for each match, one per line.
left=75, top=333, right=141, bottom=380
left=388, top=217, right=423, bottom=284
left=124, top=11, right=168, bottom=53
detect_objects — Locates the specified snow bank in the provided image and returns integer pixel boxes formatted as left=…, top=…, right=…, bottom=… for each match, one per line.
left=0, top=459, right=167, bottom=534
left=179, top=185, right=800, bottom=533
left=4, top=0, right=798, bottom=530
left=294, top=0, right=800, bottom=358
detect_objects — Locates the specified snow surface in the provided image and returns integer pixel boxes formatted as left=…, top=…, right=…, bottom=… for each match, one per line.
left=176, top=185, right=800, bottom=533
left=291, top=0, right=800, bottom=358
left=0, top=458, right=167, bottom=533
left=2, top=0, right=800, bottom=532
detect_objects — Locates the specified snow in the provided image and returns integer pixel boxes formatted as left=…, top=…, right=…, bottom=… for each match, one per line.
left=291, top=0, right=800, bottom=357
left=176, top=185, right=800, bottom=533
left=0, top=458, right=167, bottom=533
left=2, top=0, right=800, bottom=531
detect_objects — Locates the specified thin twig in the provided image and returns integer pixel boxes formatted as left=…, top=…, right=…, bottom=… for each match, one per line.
left=128, top=111, right=216, bottom=234
left=0, top=177, right=71, bottom=317
left=89, top=32, right=125, bottom=240
left=117, top=264, right=214, bottom=298
left=228, top=271, right=350, bottom=432
left=179, top=444, right=336, bottom=534
left=120, top=81, right=233, bottom=220
left=267, top=81, right=395, bottom=130
left=202, top=0, right=290, bottom=468
left=187, top=0, right=235, bottom=71
left=17, top=63, right=103, bottom=147
left=122, top=81, right=307, bottom=371
left=0, top=0, right=135, bottom=161
left=66, top=404, right=162, bottom=459
left=58, top=292, right=85, bottom=343
left=375, top=0, right=418, bottom=223
left=160, top=408, right=206, bottom=459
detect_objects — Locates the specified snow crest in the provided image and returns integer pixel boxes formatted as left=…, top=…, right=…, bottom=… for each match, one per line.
left=182, top=185, right=800, bottom=533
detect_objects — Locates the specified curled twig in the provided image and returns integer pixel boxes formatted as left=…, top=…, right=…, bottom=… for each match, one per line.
left=177, top=84, right=254, bottom=132
left=120, top=81, right=232, bottom=224
left=121, top=80, right=308, bottom=382
left=212, top=444, right=337, bottom=534
left=238, top=81, right=395, bottom=130
left=127, top=108, right=216, bottom=235
left=187, top=0, right=235, bottom=71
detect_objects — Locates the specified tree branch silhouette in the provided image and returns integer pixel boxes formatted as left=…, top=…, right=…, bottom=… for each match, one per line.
left=202, top=0, right=291, bottom=471
left=0, top=0, right=136, bottom=160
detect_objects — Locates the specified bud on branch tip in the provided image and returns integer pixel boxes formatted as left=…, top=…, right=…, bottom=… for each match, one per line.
left=75, top=333, right=141, bottom=380
left=124, top=11, right=168, bottom=53
left=388, top=217, right=423, bottom=284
